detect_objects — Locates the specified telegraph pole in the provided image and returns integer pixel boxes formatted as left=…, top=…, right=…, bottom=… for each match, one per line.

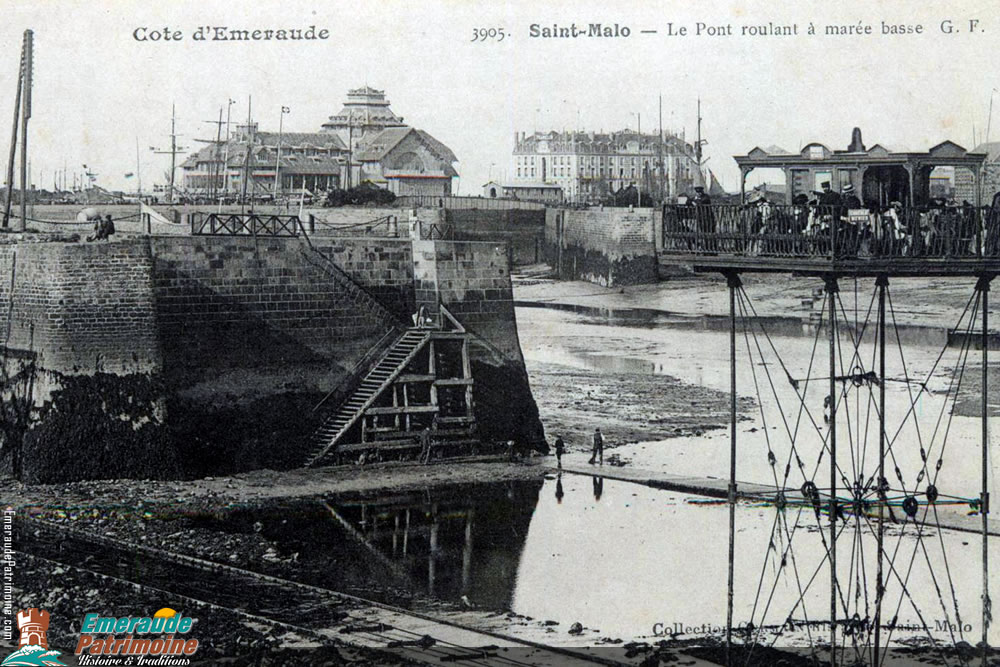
left=3, top=32, right=25, bottom=228
left=18, top=30, right=31, bottom=231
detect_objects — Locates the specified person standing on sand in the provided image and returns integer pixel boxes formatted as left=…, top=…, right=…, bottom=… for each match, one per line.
left=554, top=434, right=565, bottom=468
left=588, top=428, right=603, bottom=465
left=419, top=425, right=432, bottom=464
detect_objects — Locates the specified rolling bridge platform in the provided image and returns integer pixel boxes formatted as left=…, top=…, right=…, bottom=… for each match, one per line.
left=656, top=201, right=999, bottom=666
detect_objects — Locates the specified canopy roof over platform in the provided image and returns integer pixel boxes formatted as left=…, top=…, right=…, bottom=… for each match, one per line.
left=734, top=129, right=988, bottom=207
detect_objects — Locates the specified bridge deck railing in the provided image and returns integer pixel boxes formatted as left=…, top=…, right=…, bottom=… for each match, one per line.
left=662, top=204, right=1000, bottom=261
left=190, top=212, right=300, bottom=237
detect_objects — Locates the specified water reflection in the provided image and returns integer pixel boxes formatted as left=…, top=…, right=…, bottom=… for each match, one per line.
left=318, top=481, right=542, bottom=606
left=512, top=475, right=999, bottom=644
left=189, top=480, right=542, bottom=610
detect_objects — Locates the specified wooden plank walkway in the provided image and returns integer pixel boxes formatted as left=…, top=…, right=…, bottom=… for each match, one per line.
left=552, top=463, right=1000, bottom=537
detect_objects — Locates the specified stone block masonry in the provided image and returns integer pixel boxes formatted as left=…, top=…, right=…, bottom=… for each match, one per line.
left=0, top=238, right=161, bottom=376
left=544, top=207, right=660, bottom=286
left=411, top=239, right=544, bottom=447
left=444, top=209, right=545, bottom=265
left=0, top=232, right=545, bottom=481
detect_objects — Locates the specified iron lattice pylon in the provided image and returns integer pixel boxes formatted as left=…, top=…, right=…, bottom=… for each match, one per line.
left=723, top=271, right=995, bottom=667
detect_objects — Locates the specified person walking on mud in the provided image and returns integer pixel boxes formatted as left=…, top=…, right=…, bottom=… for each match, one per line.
left=588, top=428, right=603, bottom=465
left=554, top=434, right=565, bottom=468
left=419, top=423, right=433, bottom=464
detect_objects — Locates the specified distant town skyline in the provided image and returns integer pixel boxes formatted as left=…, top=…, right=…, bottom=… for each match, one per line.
left=0, top=0, right=996, bottom=197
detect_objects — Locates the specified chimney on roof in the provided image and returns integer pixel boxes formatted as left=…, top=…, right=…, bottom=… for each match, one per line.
left=848, top=127, right=866, bottom=152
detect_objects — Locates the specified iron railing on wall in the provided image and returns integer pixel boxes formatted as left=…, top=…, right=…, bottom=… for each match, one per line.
left=190, top=212, right=300, bottom=237
left=394, top=195, right=548, bottom=211
left=662, top=204, right=1000, bottom=260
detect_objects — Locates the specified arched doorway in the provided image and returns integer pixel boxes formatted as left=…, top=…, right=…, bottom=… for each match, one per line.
left=489, top=187, right=497, bottom=198
left=863, top=166, right=911, bottom=207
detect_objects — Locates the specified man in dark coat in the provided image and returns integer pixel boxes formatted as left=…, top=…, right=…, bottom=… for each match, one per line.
left=817, top=181, right=842, bottom=208
left=588, top=428, right=604, bottom=465
left=841, top=183, right=862, bottom=209
left=816, top=182, right=845, bottom=254
left=840, top=183, right=863, bottom=254
left=692, top=186, right=716, bottom=250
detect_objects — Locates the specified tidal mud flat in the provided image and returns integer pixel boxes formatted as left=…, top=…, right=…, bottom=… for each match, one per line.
left=525, top=360, right=752, bottom=453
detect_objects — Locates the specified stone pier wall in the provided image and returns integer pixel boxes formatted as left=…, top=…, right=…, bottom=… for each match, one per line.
left=544, top=207, right=660, bottom=286
left=0, top=232, right=544, bottom=481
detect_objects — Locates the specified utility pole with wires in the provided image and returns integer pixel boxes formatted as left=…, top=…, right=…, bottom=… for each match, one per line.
left=150, top=104, right=186, bottom=204
left=4, top=30, right=31, bottom=230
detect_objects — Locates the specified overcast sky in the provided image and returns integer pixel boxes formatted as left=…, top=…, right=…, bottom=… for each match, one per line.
left=1, top=0, right=996, bottom=195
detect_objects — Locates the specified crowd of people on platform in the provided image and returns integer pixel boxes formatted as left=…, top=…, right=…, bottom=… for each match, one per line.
left=669, top=183, right=1000, bottom=258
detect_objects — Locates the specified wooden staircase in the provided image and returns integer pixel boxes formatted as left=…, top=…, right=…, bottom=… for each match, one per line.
left=304, top=304, right=481, bottom=467
left=303, top=328, right=432, bottom=467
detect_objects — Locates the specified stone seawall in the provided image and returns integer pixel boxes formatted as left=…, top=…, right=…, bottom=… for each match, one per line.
left=544, top=207, right=660, bottom=286
left=412, top=239, right=543, bottom=447
left=0, top=233, right=544, bottom=481
left=444, top=209, right=545, bottom=266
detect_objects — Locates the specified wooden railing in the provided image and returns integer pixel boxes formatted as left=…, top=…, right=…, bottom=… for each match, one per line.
left=190, top=212, right=300, bottom=237
left=662, top=203, right=1000, bottom=260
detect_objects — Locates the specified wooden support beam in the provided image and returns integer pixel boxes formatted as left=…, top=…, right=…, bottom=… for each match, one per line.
left=396, top=374, right=436, bottom=384
left=461, top=338, right=472, bottom=378
left=435, top=416, right=476, bottom=425
left=392, top=384, right=399, bottom=430
left=429, top=332, right=468, bottom=341
left=434, top=378, right=474, bottom=387
left=428, top=340, right=438, bottom=408
left=366, top=405, right=438, bottom=416
left=402, top=381, right=410, bottom=431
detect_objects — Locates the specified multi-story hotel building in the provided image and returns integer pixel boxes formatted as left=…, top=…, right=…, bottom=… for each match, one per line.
left=509, top=129, right=702, bottom=203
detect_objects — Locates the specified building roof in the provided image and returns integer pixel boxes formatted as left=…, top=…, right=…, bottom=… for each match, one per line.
left=321, top=86, right=406, bottom=131
left=514, top=129, right=696, bottom=156
left=973, top=141, right=1000, bottom=162
left=738, top=138, right=986, bottom=168
left=254, top=131, right=346, bottom=150
left=504, top=182, right=563, bottom=190
left=354, top=127, right=459, bottom=166
left=763, top=144, right=792, bottom=155
left=181, top=132, right=346, bottom=169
